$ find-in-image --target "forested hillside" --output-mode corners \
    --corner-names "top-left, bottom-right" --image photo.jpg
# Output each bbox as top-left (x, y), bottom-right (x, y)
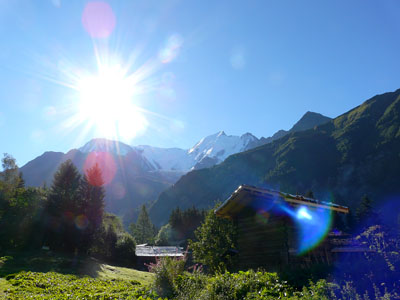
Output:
top-left (150, 89), bottom-right (400, 226)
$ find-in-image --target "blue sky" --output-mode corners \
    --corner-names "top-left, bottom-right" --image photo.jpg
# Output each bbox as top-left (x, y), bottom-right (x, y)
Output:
top-left (1, 0), bottom-right (400, 166)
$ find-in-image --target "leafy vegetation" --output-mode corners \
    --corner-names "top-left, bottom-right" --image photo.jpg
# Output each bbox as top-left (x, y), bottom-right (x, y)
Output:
top-left (155, 206), bottom-right (206, 246)
top-left (147, 256), bottom-right (186, 298)
top-left (189, 207), bottom-right (237, 273)
top-left (3, 271), bottom-right (157, 299)
top-left (0, 252), bottom-right (155, 299)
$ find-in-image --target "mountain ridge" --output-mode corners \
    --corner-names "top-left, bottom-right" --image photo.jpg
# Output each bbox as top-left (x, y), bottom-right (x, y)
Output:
top-left (148, 89), bottom-right (400, 226)
top-left (20, 110), bottom-right (332, 220)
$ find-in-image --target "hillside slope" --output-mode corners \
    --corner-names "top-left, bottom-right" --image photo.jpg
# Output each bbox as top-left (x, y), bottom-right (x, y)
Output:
top-left (149, 89), bottom-right (400, 226)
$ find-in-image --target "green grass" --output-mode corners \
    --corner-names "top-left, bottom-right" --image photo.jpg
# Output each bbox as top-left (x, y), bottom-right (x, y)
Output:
top-left (96, 263), bottom-right (154, 284)
top-left (3, 271), bottom-right (158, 299)
top-left (0, 252), bottom-right (155, 299)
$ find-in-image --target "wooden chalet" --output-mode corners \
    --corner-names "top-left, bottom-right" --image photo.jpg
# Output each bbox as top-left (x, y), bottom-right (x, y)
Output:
top-left (215, 185), bottom-right (350, 271)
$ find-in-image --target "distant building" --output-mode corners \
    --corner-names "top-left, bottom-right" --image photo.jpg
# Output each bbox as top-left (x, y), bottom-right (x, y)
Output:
top-left (215, 185), bottom-right (352, 271)
top-left (135, 244), bottom-right (184, 269)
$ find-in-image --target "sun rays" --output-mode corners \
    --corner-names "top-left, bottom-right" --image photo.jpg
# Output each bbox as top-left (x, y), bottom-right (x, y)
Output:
top-left (75, 63), bottom-right (148, 141)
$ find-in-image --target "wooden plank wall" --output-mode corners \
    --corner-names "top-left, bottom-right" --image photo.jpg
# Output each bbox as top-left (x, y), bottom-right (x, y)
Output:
top-left (235, 209), bottom-right (290, 271)
top-left (235, 208), bottom-right (333, 270)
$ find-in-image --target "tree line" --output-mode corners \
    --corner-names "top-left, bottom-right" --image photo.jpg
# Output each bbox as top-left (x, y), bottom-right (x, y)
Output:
top-left (0, 154), bottom-right (135, 264)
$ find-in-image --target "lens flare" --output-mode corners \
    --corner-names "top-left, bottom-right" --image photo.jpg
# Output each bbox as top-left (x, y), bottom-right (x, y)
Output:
top-left (29, 4), bottom-right (186, 147)
top-left (294, 206), bottom-right (332, 255)
top-left (253, 198), bottom-right (333, 255)
top-left (82, 1), bottom-right (116, 39)
top-left (84, 151), bottom-right (117, 186)
top-left (75, 214), bottom-right (89, 230)
top-left (297, 207), bottom-right (312, 220)
top-left (159, 34), bottom-right (183, 63)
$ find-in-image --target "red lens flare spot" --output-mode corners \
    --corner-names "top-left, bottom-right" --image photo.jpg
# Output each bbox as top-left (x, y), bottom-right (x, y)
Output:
top-left (82, 1), bottom-right (116, 39)
top-left (84, 151), bottom-right (117, 186)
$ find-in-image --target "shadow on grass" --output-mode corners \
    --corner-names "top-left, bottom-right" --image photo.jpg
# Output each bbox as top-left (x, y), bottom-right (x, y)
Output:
top-left (0, 251), bottom-right (102, 278)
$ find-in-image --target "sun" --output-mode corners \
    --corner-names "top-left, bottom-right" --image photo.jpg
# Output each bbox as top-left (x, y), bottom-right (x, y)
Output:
top-left (76, 64), bottom-right (148, 141)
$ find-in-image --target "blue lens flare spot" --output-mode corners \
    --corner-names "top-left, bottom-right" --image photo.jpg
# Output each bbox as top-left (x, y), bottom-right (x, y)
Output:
top-left (297, 207), bottom-right (312, 220)
top-left (295, 205), bottom-right (332, 255)
top-left (253, 199), bottom-right (333, 256)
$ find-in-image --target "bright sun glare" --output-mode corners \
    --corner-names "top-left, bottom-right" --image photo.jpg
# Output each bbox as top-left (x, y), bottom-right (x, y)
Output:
top-left (76, 64), bottom-right (148, 141)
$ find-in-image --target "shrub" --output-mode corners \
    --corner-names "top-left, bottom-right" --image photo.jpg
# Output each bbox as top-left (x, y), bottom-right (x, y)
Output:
top-left (114, 232), bottom-right (136, 265)
top-left (175, 270), bottom-right (293, 300)
top-left (147, 256), bottom-right (186, 298)
top-left (189, 207), bottom-right (237, 274)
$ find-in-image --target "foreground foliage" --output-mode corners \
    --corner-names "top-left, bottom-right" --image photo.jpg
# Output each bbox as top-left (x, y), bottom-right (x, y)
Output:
top-left (3, 271), bottom-right (159, 299)
top-left (171, 269), bottom-right (399, 300)
top-left (189, 207), bottom-right (237, 273)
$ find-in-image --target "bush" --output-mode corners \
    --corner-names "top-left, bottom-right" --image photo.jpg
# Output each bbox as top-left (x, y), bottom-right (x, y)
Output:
top-left (189, 207), bottom-right (237, 273)
top-left (175, 270), bottom-right (293, 300)
top-left (174, 270), bottom-right (399, 300)
top-left (147, 256), bottom-right (186, 298)
top-left (114, 232), bottom-right (136, 265)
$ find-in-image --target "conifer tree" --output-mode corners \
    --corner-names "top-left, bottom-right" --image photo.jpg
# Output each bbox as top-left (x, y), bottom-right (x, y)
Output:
top-left (80, 163), bottom-right (105, 228)
top-left (46, 160), bottom-right (81, 252)
top-left (79, 163), bottom-right (105, 251)
top-left (129, 205), bottom-right (156, 244)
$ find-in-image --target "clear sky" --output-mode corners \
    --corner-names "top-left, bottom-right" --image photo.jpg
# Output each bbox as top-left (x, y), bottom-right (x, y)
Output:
top-left (1, 0), bottom-right (400, 166)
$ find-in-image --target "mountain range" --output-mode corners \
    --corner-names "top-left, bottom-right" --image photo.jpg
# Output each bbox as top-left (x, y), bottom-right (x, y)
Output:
top-left (20, 111), bottom-right (331, 218)
top-left (148, 89), bottom-right (400, 226)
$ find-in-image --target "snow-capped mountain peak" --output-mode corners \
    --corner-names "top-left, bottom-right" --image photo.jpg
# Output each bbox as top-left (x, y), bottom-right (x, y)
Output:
top-left (187, 131), bottom-right (259, 169)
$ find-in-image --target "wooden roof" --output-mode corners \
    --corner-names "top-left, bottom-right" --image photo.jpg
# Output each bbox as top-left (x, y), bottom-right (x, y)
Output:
top-left (135, 246), bottom-right (184, 257)
top-left (215, 185), bottom-right (349, 219)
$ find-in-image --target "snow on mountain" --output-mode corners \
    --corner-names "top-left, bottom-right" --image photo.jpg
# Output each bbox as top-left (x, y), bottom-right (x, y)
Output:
top-left (77, 111), bottom-right (330, 173)
top-left (188, 131), bottom-right (258, 169)
top-left (133, 131), bottom-right (259, 172)
top-left (79, 138), bottom-right (134, 155)
top-left (135, 145), bottom-right (195, 171)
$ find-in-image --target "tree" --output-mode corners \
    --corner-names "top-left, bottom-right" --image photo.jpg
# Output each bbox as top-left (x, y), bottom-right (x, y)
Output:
top-left (168, 206), bottom-right (206, 244)
top-left (189, 206), bottom-right (237, 273)
top-left (155, 223), bottom-right (173, 246)
top-left (45, 160), bottom-right (81, 252)
top-left (17, 172), bottom-right (25, 188)
top-left (79, 163), bottom-right (106, 252)
top-left (80, 163), bottom-right (105, 228)
top-left (129, 205), bottom-right (156, 244)
top-left (356, 195), bottom-right (379, 226)
top-left (1, 153), bottom-right (19, 191)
